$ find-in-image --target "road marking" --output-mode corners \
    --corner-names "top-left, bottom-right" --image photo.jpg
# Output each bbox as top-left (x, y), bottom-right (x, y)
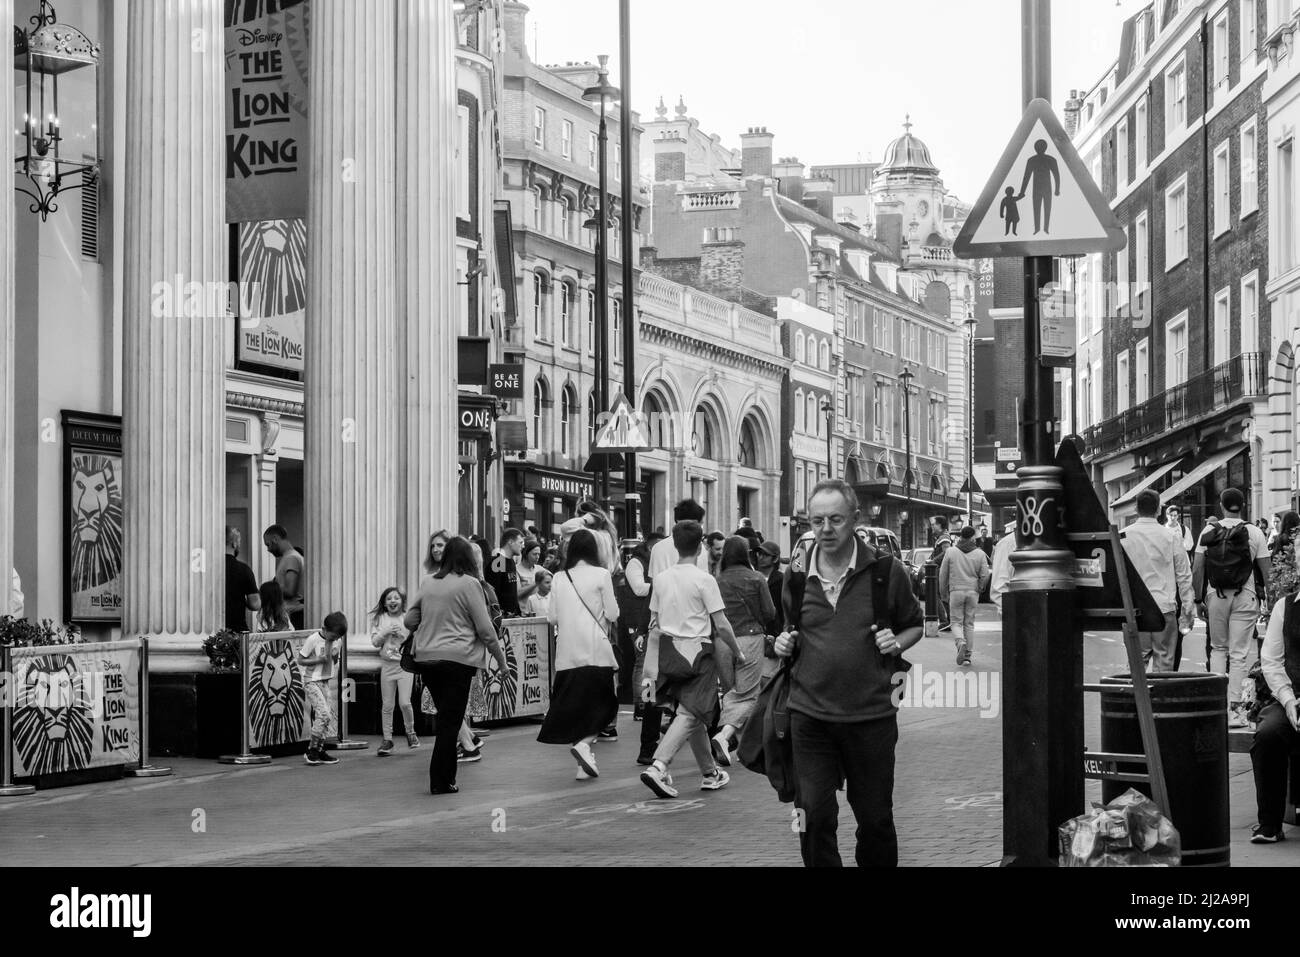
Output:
top-left (0, 764), bottom-right (289, 810)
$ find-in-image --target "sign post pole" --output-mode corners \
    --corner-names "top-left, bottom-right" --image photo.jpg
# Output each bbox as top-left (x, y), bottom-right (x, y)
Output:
top-left (0, 645), bottom-right (35, 797)
top-left (333, 633), bottom-right (367, 751)
top-left (125, 638), bottom-right (171, 778)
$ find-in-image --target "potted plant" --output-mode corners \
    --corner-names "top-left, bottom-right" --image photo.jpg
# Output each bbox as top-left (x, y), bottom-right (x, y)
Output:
top-left (201, 629), bottom-right (244, 672)
top-left (0, 617), bottom-right (83, 649)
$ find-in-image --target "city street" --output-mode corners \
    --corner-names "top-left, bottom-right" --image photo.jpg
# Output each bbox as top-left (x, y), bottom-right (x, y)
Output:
top-left (1, 606), bottom-right (1287, 868)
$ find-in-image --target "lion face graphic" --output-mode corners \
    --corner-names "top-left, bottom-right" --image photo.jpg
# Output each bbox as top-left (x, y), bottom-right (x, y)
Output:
top-left (12, 656), bottom-right (95, 776)
top-left (70, 454), bottom-right (124, 594)
top-left (248, 640), bottom-right (306, 746)
top-left (481, 632), bottom-right (519, 721)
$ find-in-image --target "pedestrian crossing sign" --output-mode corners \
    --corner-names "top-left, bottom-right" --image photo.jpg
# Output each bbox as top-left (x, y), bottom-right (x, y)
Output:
top-left (954, 98), bottom-right (1126, 259)
top-left (592, 394), bottom-right (652, 453)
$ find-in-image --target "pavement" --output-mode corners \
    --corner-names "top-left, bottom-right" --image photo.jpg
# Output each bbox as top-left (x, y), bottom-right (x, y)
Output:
top-left (0, 605), bottom-right (1294, 866)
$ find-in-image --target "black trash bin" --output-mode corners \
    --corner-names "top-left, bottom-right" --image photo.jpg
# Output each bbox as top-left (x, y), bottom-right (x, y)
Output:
top-left (1100, 672), bottom-right (1229, 867)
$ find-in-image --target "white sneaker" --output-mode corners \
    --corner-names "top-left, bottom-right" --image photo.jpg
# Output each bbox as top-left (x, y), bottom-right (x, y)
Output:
top-left (575, 768), bottom-right (592, 780)
top-left (701, 768), bottom-right (730, 791)
top-left (640, 763), bottom-right (678, 799)
top-left (569, 742), bottom-right (599, 778)
top-left (710, 731), bottom-right (733, 767)
top-left (1228, 705), bottom-right (1249, 729)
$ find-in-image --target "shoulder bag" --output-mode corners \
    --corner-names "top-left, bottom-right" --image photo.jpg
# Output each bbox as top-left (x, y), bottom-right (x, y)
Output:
top-left (564, 569), bottom-right (616, 645)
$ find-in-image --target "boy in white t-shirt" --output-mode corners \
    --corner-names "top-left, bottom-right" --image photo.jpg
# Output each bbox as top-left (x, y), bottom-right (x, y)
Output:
top-left (300, 611), bottom-right (347, 766)
top-left (640, 521), bottom-right (742, 799)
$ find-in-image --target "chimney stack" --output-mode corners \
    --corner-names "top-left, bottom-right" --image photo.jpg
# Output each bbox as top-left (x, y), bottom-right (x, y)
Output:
top-left (773, 156), bottom-right (806, 201)
top-left (654, 131), bottom-right (688, 183)
top-left (802, 177), bottom-right (835, 220)
top-left (1063, 89), bottom-right (1084, 137)
top-left (501, 1), bottom-right (531, 62)
top-left (740, 126), bottom-right (775, 180)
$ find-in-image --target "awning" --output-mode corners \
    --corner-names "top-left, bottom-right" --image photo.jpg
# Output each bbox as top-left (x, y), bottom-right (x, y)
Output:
top-left (1111, 457), bottom-right (1185, 508)
top-left (1159, 444), bottom-right (1248, 505)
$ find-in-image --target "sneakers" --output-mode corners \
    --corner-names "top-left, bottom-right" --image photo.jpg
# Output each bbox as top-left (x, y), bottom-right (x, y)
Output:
top-left (304, 749), bottom-right (322, 766)
top-left (377, 739), bottom-right (394, 757)
top-left (711, 732), bottom-right (733, 768)
top-left (1228, 704), bottom-right (1249, 729)
top-left (457, 745), bottom-right (483, 763)
top-left (640, 763), bottom-right (678, 799)
top-left (315, 749), bottom-right (339, 765)
top-left (575, 768), bottom-right (593, 780)
top-left (570, 742), bottom-right (599, 778)
top-left (429, 783), bottom-right (459, 795)
top-left (955, 641), bottom-right (970, 666)
top-left (701, 768), bottom-right (730, 791)
top-left (407, 733), bottom-right (421, 750)
top-left (597, 727), bottom-right (618, 742)
top-left (1251, 823), bottom-right (1286, 844)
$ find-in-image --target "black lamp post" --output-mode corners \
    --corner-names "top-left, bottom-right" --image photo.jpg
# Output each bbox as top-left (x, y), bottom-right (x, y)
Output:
top-left (901, 368), bottom-right (916, 549)
top-left (820, 399), bottom-right (834, 480)
top-left (583, 57), bottom-right (619, 511)
top-left (965, 311), bottom-right (978, 527)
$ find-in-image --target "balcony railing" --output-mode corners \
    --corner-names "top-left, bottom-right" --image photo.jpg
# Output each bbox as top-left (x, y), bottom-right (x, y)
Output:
top-left (682, 190), bottom-right (741, 211)
top-left (1081, 352), bottom-right (1266, 459)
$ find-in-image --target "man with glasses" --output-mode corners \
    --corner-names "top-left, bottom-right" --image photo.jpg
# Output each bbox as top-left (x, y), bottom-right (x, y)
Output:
top-left (773, 480), bottom-right (924, 867)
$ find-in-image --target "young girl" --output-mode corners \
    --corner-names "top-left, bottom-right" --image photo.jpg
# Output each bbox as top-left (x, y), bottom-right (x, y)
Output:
top-left (370, 586), bottom-right (419, 756)
top-left (256, 580), bottom-right (293, 633)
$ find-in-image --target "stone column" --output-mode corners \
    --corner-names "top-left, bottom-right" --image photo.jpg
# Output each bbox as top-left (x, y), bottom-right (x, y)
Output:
top-left (122, 0), bottom-right (226, 645)
top-left (0, 0), bottom-right (13, 616)
top-left (304, 1), bottom-right (398, 639)
top-left (395, 0), bottom-right (459, 591)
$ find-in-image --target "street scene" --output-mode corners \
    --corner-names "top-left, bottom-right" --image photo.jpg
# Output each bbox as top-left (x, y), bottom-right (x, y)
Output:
top-left (1, 0), bottom-right (1299, 909)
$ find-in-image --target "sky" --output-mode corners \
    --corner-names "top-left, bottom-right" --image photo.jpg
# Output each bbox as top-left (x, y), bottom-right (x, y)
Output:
top-left (523, 0), bottom-right (1139, 203)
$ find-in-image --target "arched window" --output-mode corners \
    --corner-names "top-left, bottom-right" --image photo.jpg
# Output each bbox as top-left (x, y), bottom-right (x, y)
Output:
top-left (533, 270), bottom-right (551, 341)
top-left (795, 332), bottom-right (806, 365)
top-left (795, 388), bottom-right (806, 433)
top-left (809, 394), bottom-right (821, 438)
top-left (587, 391), bottom-right (597, 450)
top-left (560, 385), bottom-right (576, 456)
top-left (532, 378), bottom-right (550, 449)
top-left (612, 298), bottom-right (622, 360)
top-left (559, 281), bottom-right (575, 347)
top-left (530, 187), bottom-right (543, 230)
top-left (738, 417), bottom-right (759, 469)
top-left (644, 392), bottom-right (666, 449)
top-left (693, 407), bottom-right (716, 460)
top-left (559, 197), bottom-right (573, 241)
top-left (820, 339), bottom-right (831, 371)
top-left (586, 289), bottom-right (596, 355)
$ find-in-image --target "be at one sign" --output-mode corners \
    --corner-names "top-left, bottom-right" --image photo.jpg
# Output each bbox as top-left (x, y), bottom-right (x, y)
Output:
top-left (490, 364), bottom-right (524, 399)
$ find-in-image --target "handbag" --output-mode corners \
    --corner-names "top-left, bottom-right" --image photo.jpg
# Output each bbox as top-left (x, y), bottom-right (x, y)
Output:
top-left (564, 569), bottom-right (616, 645)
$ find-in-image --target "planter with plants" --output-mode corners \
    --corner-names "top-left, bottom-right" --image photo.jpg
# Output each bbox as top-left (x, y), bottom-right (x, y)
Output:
top-left (0, 617), bottom-right (83, 650)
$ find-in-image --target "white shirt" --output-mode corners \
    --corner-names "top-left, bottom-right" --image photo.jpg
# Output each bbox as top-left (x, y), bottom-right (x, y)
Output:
top-left (1262, 596), bottom-right (1296, 710)
top-left (990, 535), bottom-right (1016, 611)
top-left (649, 536), bottom-right (709, 578)
top-left (649, 562), bottom-right (723, 639)
top-left (1122, 518), bottom-right (1194, 616)
top-left (523, 592), bottom-right (551, 619)
top-left (548, 562), bottom-right (619, 672)
top-left (1165, 521), bottom-right (1194, 552)
top-left (809, 546), bottom-right (854, 610)
top-left (1195, 517), bottom-right (1268, 597)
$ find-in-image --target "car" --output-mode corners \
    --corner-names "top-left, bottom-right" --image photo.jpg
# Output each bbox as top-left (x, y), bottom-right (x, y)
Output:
top-left (854, 526), bottom-right (903, 560)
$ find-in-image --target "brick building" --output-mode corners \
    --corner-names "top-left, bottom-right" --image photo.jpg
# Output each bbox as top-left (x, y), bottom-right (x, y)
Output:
top-left (1073, 0), bottom-right (1270, 533)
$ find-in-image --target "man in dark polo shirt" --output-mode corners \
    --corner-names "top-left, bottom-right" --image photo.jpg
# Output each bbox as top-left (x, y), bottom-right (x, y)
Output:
top-left (485, 528), bottom-right (524, 618)
top-left (774, 479), bottom-right (924, 867)
top-left (225, 526), bottom-right (260, 633)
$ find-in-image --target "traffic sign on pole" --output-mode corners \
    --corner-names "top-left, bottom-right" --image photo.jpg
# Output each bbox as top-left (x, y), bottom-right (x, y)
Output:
top-left (592, 394), bottom-right (652, 454)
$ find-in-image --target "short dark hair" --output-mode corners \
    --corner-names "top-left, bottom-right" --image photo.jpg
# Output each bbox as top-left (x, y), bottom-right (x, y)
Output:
top-left (1135, 489), bottom-right (1161, 518)
top-left (564, 529), bottom-right (601, 570)
top-left (437, 536), bottom-right (481, 579)
top-left (673, 498), bottom-right (706, 523)
top-left (500, 527), bottom-right (524, 547)
top-left (1220, 488), bottom-right (1245, 513)
top-left (960, 525), bottom-right (976, 540)
top-left (933, 515), bottom-right (949, 532)
top-left (706, 531), bottom-right (726, 546)
top-left (322, 611), bottom-right (348, 636)
top-left (264, 524), bottom-right (288, 540)
top-left (672, 520), bottom-right (705, 557)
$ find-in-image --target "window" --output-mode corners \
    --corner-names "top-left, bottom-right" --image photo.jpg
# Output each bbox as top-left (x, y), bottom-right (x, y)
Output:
top-left (585, 289), bottom-right (596, 355)
top-left (1116, 351), bottom-right (1131, 414)
top-left (1241, 117), bottom-right (1259, 217)
top-left (1078, 365), bottom-right (1091, 429)
top-left (795, 332), bottom-right (805, 364)
top-left (1242, 272), bottom-right (1260, 356)
top-left (1242, 0), bottom-right (1258, 60)
top-left (587, 392), bottom-right (597, 450)
top-left (614, 143), bottom-right (622, 181)
top-left (1165, 175), bottom-right (1188, 269)
top-left (560, 387), bottom-right (575, 456)
top-left (1135, 210), bottom-right (1150, 294)
top-left (561, 120), bottom-right (573, 160)
top-left (1213, 141), bottom-right (1231, 236)
top-left (795, 464), bottom-right (806, 509)
top-left (1271, 0), bottom-right (1293, 34)
top-left (533, 107), bottom-right (546, 148)
top-left (587, 132), bottom-right (597, 171)
top-left (809, 394), bottom-right (821, 438)
top-left (1166, 312), bottom-right (1189, 388)
top-left (1116, 241), bottom-right (1129, 309)
top-left (1166, 58), bottom-right (1187, 137)
top-left (532, 270), bottom-right (551, 340)
top-left (559, 281), bottom-right (575, 347)
top-left (1213, 12), bottom-right (1230, 96)
top-left (530, 187), bottom-right (542, 231)
top-left (1213, 287), bottom-right (1231, 364)
top-left (1116, 117), bottom-right (1130, 190)
top-left (1281, 139), bottom-right (1296, 270)
top-left (456, 105), bottom-right (471, 219)
top-left (819, 339), bottom-right (831, 371)
top-left (1089, 253), bottom-right (1103, 333)
top-left (1091, 360), bottom-right (1103, 425)
top-left (1077, 255), bottom-right (1092, 335)
top-left (559, 197), bottom-right (572, 241)
top-left (874, 383), bottom-right (893, 442)
top-left (1136, 94), bottom-right (1149, 171)
top-left (612, 298), bottom-right (622, 360)
top-left (1135, 338), bottom-right (1150, 403)
top-left (795, 389), bottom-right (806, 433)
top-left (532, 379), bottom-right (548, 448)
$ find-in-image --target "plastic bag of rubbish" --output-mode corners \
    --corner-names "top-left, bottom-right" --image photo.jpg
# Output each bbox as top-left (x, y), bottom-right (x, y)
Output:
top-left (1059, 788), bottom-right (1180, 867)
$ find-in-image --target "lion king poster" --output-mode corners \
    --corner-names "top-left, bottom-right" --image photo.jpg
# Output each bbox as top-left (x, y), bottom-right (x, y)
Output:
top-left (7, 641), bottom-right (142, 778)
top-left (62, 412), bottom-right (124, 625)
top-left (245, 633), bottom-right (312, 749)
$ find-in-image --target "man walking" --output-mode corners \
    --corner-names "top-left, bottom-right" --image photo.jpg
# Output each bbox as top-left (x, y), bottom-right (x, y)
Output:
top-left (754, 539), bottom-right (785, 638)
top-left (649, 500), bottom-right (710, 577)
top-left (939, 526), bottom-right (990, 666)
top-left (773, 480), bottom-right (924, 867)
top-left (263, 524), bottom-right (305, 629)
top-left (1194, 488), bottom-right (1271, 728)
top-left (1121, 491), bottom-right (1194, 672)
top-left (225, 526), bottom-right (261, 633)
top-left (1165, 504), bottom-right (1195, 556)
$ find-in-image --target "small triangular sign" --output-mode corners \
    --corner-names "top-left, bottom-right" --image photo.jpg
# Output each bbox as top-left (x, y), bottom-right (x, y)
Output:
top-left (592, 394), bottom-right (652, 453)
top-left (954, 98), bottom-right (1126, 260)
top-left (959, 473), bottom-right (983, 496)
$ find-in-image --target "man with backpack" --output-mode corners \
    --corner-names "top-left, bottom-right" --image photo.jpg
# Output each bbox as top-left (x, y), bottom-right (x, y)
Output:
top-left (1193, 488), bottom-right (1271, 728)
top-left (773, 479), bottom-right (924, 867)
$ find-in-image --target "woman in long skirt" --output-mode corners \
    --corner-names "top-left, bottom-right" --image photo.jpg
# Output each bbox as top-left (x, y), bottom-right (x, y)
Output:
top-left (538, 529), bottom-right (620, 780)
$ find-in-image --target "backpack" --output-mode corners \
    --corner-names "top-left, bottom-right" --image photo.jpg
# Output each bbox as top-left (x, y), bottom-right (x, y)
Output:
top-left (1201, 523), bottom-right (1254, 597)
top-left (929, 537), bottom-right (952, 567)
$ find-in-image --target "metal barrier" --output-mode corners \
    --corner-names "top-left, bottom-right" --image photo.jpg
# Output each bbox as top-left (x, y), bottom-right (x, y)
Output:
top-left (333, 633), bottom-right (366, 751)
top-left (125, 639), bottom-right (171, 778)
top-left (218, 634), bottom-right (272, 766)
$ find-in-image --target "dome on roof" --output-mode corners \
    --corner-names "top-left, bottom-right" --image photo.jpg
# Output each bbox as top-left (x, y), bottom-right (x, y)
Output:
top-left (878, 116), bottom-right (939, 175)
top-left (925, 231), bottom-right (948, 247)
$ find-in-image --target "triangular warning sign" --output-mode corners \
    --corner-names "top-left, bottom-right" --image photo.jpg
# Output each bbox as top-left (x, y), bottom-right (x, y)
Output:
top-left (958, 473), bottom-right (983, 496)
top-left (954, 99), bottom-right (1126, 260)
top-left (592, 394), bottom-right (652, 454)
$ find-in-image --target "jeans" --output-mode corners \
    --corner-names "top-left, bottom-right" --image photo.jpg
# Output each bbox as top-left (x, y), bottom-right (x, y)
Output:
top-left (1250, 702), bottom-right (1300, 831)
top-left (948, 591), bottom-right (979, 651)
top-left (305, 680), bottom-right (335, 744)
top-left (791, 711), bottom-right (899, 867)
top-left (719, 633), bottom-right (769, 731)
top-left (653, 708), bottom-right (716, 775)
top-left (379, 660), bottom-right (415, 739)
top-left (1138, 611), bottom-right (1178, 673)
top-left (417, 660), bottom-right (476, 790)
top-left (1206, 589), bottom-right (1259, 703)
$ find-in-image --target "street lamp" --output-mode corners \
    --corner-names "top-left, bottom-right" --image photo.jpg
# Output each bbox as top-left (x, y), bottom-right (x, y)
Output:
top-left (583, 56), bottom-right (620, 511)
top-left (964, 310), bottom-right (978, 529)
top-left (820, 399), bottom-right (834, 479)
top-left (900, 368), bottom-right (916, 549)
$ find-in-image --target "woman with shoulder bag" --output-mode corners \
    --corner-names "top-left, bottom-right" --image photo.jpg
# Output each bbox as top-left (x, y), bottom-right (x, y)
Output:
top-left (711, 536), bottom-right (777, 766)
top-left (537, 529), bottom-right (621, 780)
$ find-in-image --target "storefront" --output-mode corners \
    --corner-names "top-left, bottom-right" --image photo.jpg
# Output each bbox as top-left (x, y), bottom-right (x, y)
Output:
top-left (508, 465), bottom-right (595, 539)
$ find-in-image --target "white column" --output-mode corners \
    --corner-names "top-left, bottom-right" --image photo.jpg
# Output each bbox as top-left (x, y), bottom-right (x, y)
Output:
top-left (122, 0), bottom-right (226, 644)
top-left (0, 0), bottom-right (12, 613)
top-left (304, 1), bottom-right (398, 638)
top-left (396, 0), bottom-right (459, 591)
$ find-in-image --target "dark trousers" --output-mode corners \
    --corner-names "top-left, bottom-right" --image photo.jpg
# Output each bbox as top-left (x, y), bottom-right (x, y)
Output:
top-left (640, 702), bottom-right (662, 757)
top-left (418, 660), bottom-right (476, 791)
top-left (791, 711), bottom-right (899, 867)
top-left (1251, 702), bottom-right (1300, 830)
